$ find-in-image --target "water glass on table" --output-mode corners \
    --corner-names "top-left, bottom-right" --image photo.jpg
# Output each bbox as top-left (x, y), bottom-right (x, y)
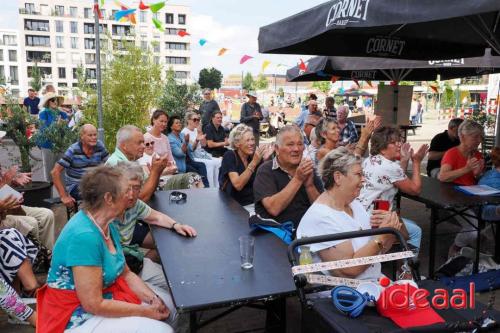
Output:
top-left (239, 235), bottom-right (255, 269)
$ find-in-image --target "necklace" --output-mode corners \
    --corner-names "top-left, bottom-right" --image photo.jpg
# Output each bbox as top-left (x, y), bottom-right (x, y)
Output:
top-left (87, 211), bottom-right (111, 241)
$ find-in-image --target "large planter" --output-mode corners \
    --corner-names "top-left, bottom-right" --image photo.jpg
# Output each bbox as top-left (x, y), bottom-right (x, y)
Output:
top-left (15, 181), bottom-right (52, 208)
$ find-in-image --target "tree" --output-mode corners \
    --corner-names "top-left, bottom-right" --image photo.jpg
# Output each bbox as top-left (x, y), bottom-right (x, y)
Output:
top-left (198, 67), bottom-right (223, 89)
top-left (242, 72), bottom-right (254, 91)
top-left (82, 40), bottom-right (162, 151)
top-left (441, 82), bottom-right (455, 108)
top-left (158, 68), bottom-right (202, 118)
top-left (312, 81), bottom-right (331, 94)
top-left (254, 74), bottom-right (269, 90)
top-left (30, 62), bottom-right (42, 92)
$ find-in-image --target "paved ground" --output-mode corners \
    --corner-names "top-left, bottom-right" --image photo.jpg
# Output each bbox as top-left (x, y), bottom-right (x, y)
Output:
top-left (2, 111), bottom-right (499, 332)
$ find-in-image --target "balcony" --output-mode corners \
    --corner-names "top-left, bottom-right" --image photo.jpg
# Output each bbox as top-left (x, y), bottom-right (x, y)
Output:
top-left (19, 8), bottom-right (41, 15)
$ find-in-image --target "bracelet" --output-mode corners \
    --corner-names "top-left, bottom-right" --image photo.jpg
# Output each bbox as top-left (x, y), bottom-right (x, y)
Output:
top-left (170, 222), bottom-right (178, 231)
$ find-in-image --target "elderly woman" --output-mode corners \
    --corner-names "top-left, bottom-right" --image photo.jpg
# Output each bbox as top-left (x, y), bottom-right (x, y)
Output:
top-left (167, 116), bottom-right (209, 187)
top-left (204, 110), bottom-right (230, 158)
top-left (316, 118), bottom-right (340, 162)
top-left (298, 147), bottom-right (402, 280)
top-left (181, 111), bottom-right (222, 187)
top-left (38, 165), bottom-right (172, 333)
top-left (219, 125), bottom-right (273, 211)
top-left (358, 126), bottom-right (426, 268)
top-left (439, 120), bottom-right (485, 255)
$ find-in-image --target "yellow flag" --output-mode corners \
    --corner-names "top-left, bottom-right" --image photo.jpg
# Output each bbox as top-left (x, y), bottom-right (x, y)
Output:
top-left (261, 60), bottom-right (271, 72)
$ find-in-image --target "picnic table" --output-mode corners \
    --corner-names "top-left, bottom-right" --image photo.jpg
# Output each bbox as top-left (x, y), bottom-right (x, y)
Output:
top-left (149, 188), bottom-right (296, 332)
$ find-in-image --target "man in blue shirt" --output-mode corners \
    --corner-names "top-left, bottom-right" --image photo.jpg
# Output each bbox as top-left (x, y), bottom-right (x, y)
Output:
top-left (23, 88), bottom-right (40, 115)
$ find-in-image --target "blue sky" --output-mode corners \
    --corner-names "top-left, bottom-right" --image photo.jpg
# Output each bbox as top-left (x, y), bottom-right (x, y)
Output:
top-left (2, 0), bottom-right (326, 78)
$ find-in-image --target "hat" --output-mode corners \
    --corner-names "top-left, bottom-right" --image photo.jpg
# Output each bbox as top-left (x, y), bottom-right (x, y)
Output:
top-left (40, 92), bottom-right (64, 108)
top-left (376, 283), bottom-right (445, 328)
top-left (246, 91), bottom-right (257, 98)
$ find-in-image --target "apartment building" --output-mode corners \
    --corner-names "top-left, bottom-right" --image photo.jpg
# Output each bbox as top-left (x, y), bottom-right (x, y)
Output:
top-left (18, 0), bottom-right (191, 96)
top-left (0, 29), bottom-right (24, 96)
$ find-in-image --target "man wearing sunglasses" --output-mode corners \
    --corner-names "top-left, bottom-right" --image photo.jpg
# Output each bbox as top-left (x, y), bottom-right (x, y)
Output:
top-left (199, 88), bottom-right (221, 131)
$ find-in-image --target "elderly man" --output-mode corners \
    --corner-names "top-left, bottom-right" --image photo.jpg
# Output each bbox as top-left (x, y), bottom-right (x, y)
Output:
top-left (427, 118), bottom-right (463, 177)
top-left (294, 93), bottom-right (318, 129)
top-left (200, 88), bottom-right (221, 131)
top-left (240, 91), bottom-right (263, 146)
top-left (303, 100), bottom-right (323, 140)
top-left (51, 124), bottom-right (109, 208)
top-left (337, 105), bottom-right (359, 145)
top-left (253, 125), bottom-right (323, 228)
top-left (106, 125), bottom-right (169, 201)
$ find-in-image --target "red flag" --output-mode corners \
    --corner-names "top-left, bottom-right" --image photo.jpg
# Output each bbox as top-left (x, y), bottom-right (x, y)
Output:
top-left (353, 79), bottom-right (360, 88)
top-left (94, 4), bottom-right (103, 19)
top-left (178, 30), bottom-right (190, 37)
top-left (390, 81), bottom-right (398, 86)
top-left (366, 80), bottom-right (373, 88)
top-left (330, 76), bottom-right (340, 83)
top-left (139, 1), bottom-right (150, 10)
top-left (299, 59), bottom-right (307, 71)
top-left (430, 84), bottom-right (439, 93)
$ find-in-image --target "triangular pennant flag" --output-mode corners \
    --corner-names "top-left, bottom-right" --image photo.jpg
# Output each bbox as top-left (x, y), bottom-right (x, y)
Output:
top-left (152, 17), bottom-right (164, 32)
top-left (139, 0), bottom-right (150, 10)
top-left (199, 39), bottom-right (207, 46)
top-left (150, 1), bottom-right (165, 13)
top-left (331, 76), bottom-right (340, 83)
top-left (240, 55), bottom-right (253, 64)
top-left (366, 80), bottom-right (373, 88)
top-left (94, 4), bottom-right (103, 19)
top-left (101, 0), bottom-right (105, 6)
top-left (115, 9), bottom-right (136, 21)
top-left (218, 48), bottom-right (228, 56)
top-left (178, 30), bottom-right (190, 37)
top-left (261, 60), bottom-right (271, 72)
top-left (299, 59), bottom-right (307, 71)
top-left (353, 79), bottom-right (360, 88)
top-left (430, 84), bottom-right (439, 93)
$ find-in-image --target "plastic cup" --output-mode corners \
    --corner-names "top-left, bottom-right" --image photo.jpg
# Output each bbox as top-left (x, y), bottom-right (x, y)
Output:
top-left (239, 236), bottom-right (255, 269)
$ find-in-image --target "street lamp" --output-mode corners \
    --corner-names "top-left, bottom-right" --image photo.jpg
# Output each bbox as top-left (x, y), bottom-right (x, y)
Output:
top-left (454, 78), bottom-right (461, 118)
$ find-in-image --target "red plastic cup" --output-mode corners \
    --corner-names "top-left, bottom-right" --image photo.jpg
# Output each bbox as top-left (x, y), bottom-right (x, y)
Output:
top-left (372, 199), bottom-right (390, 229)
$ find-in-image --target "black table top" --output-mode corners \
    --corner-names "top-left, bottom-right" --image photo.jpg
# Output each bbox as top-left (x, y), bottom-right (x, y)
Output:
top-left (402, 175), bottom-right (500, 209)
top-left (149, 189), bottom-right (296, 312)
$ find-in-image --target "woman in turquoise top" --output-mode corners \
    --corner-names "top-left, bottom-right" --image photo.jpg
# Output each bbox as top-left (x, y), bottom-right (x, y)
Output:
top-left (44, 165), bottom-right (172, 333)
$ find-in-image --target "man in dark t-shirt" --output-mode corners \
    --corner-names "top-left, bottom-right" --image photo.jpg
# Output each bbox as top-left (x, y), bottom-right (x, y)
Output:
top-left (427, 118), bottom-right (463, 177)
top-left (23, 88), bottom-right (40, 115)
top-left (205, 111), bottom-right (229, 158)
top-left (200, 88), bottom-right (221, 131)
top-left (253, 125), bottom-right (323, 229)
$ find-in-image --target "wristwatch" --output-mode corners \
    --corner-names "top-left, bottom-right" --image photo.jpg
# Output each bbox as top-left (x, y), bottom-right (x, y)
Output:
top-left (373, 238), bottom-right (384, 252)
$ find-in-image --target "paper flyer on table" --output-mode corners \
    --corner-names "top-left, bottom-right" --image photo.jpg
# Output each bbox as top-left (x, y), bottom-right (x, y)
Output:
top-left (0, 184), bottom-right (23, 200)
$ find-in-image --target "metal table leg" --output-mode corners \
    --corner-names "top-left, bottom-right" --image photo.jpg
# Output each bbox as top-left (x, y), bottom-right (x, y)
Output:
top-left (429, 207), bottom-right (438, 277)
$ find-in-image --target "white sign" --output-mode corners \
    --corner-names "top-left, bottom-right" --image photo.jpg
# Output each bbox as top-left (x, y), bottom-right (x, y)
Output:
top-left (326, 0), bottom-right (371, 27)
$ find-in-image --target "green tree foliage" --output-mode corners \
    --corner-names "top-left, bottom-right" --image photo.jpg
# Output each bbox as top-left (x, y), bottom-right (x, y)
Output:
top-left (82, 41), bottom-right (162, 151)
top-left (312, 81), bottom-right (331, 94)
top-left (278, 87), bottom-right (285, 98)
top-left (242, 72), bottom-right (254, 91)
top-left (30, 63), bottom-right (42, 92)
top-left (158, 68), bottom-right (202, 118)
top-left (198, 67), bottom-right (223, 89)
top-left (254, 74), bottom-right (269, 90)
top-left (441, 83), bottom-right (455, 109)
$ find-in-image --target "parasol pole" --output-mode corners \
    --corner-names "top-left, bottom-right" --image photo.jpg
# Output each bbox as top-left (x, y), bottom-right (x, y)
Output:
top-left (94, 0), bottom-right (104, 142)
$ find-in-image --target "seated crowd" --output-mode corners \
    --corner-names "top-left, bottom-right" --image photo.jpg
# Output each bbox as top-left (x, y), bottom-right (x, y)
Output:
top-left (1, 87), bottom-right (494, 329)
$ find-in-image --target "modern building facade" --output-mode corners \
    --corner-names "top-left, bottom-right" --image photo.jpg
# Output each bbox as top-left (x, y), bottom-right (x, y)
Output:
top-left (17, 0), bottom-right (191, 96)
top-left (0, 29), bottom-right (23, 96)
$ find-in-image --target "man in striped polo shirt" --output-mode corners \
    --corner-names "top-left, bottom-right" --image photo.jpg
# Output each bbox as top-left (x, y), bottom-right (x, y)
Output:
top-left (51, 124), bottom-right (109, 208)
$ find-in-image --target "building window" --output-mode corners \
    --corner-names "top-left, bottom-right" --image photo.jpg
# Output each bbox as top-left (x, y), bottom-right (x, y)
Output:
top-left (70, 21), bottom-right (78, 33)
top-left (8, 50), bottom-right (17, 62)
top-left (58, 82), bottom-right (68, 88)
top-left (26, 51), bottom-right (51, 63)
top-left (55, 20), bottom-right (63, 32)
top-left (9, 66), bottom-right (18, 85)
top-left (3, 35), bottom-right (17, 46)
top-left (85, 53), bottom-right (96, 64)
top-left (28, 66), bottom-right (51, 78)
top-left (175, 71), bottom-right (188, 79)
top-left (178, 14), bottom-right (186, 25)
top-left (112, 25), bottom-right (130, 36)
top-left (70, 6), bottom-right (77, 17)
top-left (139, 11), bottom-right (147, 23)
top-left (24, 19), bottom-right (50, 32)
top-left (165, 42), bottom-right (188, 50)
top-left (165, 57), bottom-right (188, 65)
top-left (71, 37), bottom-right (78, 49)
top-left (84, 23), bottom-right (105, 34)
top-left (56, 36), bottom-right (64, 48)
top-left (0, 66), bottom-right (4, 82)
top-left (58, 67), bottom-right (66, 78)
top-left (86, 68), bottom-right (97, 79)
top-left (84, 38), bottom-right (95, 49)
top-left (54, 5), bottom-right (64, 16)
top-left (140, 41), bottom-right (147, 49)
top-left (153, 44), bottom-right (160, 53)
top-left (165, 28), bottom-right (185, 35)
top-left (0, 52), bottom-right (3, 61)
top-left (84, 7), bottom-right (92, 18)
top-left (154, 56), bottom-right (160, 64)
top-left (25, 35), bottom-right (50, 47)
top-left (25, 3), bottom-right (35, 14)
top-left (72, 68), bottom-right (78, 79)
top-left (165, 13), bottom-right (174, 24)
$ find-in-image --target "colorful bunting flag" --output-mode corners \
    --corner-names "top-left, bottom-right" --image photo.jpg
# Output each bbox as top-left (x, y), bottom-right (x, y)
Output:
top-left (199, 39), bottom-right (207, 46)
top-left (152, 17), bottom-right (164, 32)
top-left (261, 60), bottom-right (271, 72)
top-left (114, 9), bottom-right (136, 21)
top-left (178, 30), bottom-right (190, 37)
top-left (94, 4), bottom-right (103, 19)
top-left (366, 80), bottom-right (373, 88)
top-left (218, 48), bottom-right (228, 56)
top-left (353, 79), bottom-right (360, 88)
top-left (430, 84), bottom-right (439, 93)
top-left (150, 1), bottom-right (165, 13)
top-left (239, 55), bottom-right (253, 64)
top-left (101, 0), bottom-right (105, 6)
top-left (331, 76), bottom-right (340, 83)
top-left (299, 59), bottom-right (307, 71)
top-left (139, 0), bottom-right (150, 10)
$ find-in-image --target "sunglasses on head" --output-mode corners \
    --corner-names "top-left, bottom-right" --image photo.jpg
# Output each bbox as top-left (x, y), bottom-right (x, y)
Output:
top-left (145, 142), bottom-right (155, 147)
